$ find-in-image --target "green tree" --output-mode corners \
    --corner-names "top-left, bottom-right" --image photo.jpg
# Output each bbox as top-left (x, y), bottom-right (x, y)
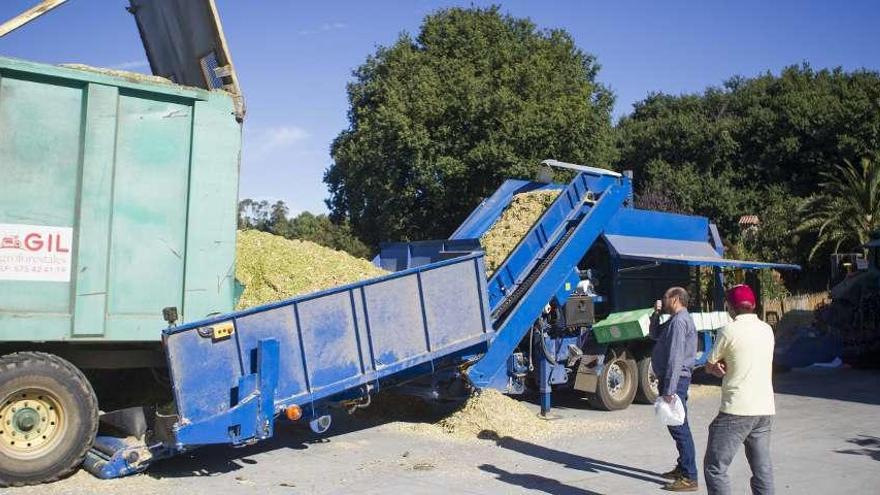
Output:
top-left (637, 159), bottom-right (758, 235)
top-left (289, 212), bottom-right (372, 259)
top-left (798, 157), bottom-right (880, 259)
top-left (617, 65), bottom-right (880, 197)
top-left (745, 186), bottom-right (804, 265)
top-left (326, 6), bottom-right (615, 246)
top-left (616, 65), bottom-right (880, 284)
top-left (269, 200), bottom-right (291, 238)
top-left (238, 199), bottom-right (270, 230)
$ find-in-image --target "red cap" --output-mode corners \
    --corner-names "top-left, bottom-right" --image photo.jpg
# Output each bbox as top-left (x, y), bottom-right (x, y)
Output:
top-left (726, 284), bottom-right (756, 310)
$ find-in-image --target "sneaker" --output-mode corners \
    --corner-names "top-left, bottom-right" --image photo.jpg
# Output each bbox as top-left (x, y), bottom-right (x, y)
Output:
top-left (660, 466), bottom-right (683, 480)
top-left (661, 477), bottom-right (698, 492)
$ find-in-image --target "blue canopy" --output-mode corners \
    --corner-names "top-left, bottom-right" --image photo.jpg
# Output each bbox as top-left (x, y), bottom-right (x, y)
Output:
top-left (604, 234), bottom-right (800, 270)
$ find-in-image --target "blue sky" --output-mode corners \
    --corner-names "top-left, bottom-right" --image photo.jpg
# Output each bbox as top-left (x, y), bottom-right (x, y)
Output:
top-left (2, 0), bottom-right (878, 215)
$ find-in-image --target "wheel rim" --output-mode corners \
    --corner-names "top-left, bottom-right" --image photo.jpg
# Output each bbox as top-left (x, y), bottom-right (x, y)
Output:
top-left (648, 368), bottom-right (659, 396)
top-left (606, 362), bottom-right (626, 399)
top-left (0, 388), bottom-right (65, 460)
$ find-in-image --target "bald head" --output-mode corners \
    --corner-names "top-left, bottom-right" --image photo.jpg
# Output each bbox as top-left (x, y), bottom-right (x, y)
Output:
top-left (663, 286), bottom-right (690, 313)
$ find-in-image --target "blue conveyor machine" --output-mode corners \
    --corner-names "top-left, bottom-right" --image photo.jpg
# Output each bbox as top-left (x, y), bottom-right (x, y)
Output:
top-left (84, 162), bottom-right (795, 478)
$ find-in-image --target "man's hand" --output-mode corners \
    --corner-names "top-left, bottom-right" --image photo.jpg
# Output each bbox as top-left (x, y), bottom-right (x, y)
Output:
top-left (706, 360), bottom-right (727, 378)
top-left (662, 395), bottom-right (676, 404)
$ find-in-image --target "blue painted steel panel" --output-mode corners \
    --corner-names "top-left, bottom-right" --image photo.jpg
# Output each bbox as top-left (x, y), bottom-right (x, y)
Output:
top-left (604, 234), bottom-right (800, 270)
top-left (420, 258), bottom-right (489, 350)
top-left (604, 209), bottom-right (799, 270)
top-left (163, 253), bottom-right (492, 447)
top-left (373, 239), bottom-right (482, 272)
top-left (605, 208), bottom-right (710, 242)
top-left (364, 275), bottom-right (429, 368)
top-left (234, 307), bottom-right (307, 405)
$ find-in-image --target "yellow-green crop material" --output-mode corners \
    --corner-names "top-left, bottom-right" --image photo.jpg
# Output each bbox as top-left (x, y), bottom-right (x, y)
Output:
top-left (480, 190), bottom-right (560, 275)
top-left (235, 230), bottom-right (388, 310)
top-left (434, 389), bottom-right (553, 439)
top-left (388, 388), bottom-right (635, 441)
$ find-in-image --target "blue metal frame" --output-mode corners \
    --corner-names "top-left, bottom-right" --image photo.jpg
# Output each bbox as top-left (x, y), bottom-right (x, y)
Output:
top-left (467, 175), bottom-right (630, 389)
top-left (478, 174), bottom-right (619, 314)
top-left (372, 239), bottom-right (482, 271)
top-left (162, 253), bottom-right (493, 448)
top-left (83, 436), bottom-right (172, 479)
top-left (604, 209), bottom-right (801, 271)
top-left (84, 165), bottom-right (804, 479)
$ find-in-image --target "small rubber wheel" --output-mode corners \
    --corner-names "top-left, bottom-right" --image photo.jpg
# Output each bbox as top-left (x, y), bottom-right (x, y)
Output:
top-left (587, 355), bottom-right (637, 411)
top-left (634, 356), bottom-right (659, 404)
top-left (0, 353), bottom-right (98, 487)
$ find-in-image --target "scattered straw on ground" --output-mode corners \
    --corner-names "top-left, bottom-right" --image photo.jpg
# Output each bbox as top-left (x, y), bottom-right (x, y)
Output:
top-left (11, 470), bottom-right (164, 495)
top-left (235, 230), bottom-right (387, 309)
top-left (388, 389), bottom-right (632, 442)
top-left (434, 389), bottom-right (552, 439)
top-left (480, 190), bottom-right (560, 275)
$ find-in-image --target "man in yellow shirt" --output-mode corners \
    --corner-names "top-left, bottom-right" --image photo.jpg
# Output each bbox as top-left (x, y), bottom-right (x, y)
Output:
top-left (704, 284), bottom-right (775, 495)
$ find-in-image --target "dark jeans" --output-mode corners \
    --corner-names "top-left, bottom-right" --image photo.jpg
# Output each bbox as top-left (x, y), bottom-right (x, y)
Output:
top-left (658, 376), bottom-right (697, 481)
top-left (704, 413), bottom-right (774, 495)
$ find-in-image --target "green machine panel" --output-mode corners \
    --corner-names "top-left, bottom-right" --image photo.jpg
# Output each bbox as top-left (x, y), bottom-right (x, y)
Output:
top-left (0, 57), bottom-right (240, 342)
top-left (592, 309), bottom-right (730, 344)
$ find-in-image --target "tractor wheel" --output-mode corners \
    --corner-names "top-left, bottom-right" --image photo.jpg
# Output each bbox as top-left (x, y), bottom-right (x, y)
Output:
top-left (0, 353), bottom-right (98, 487)
top-left (634, 356), bottom-right (660, 404)
top-left (587, 355), bottom-right (637, 411)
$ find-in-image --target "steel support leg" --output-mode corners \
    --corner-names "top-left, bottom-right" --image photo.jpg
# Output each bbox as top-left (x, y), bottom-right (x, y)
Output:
top-left (538, 350), bottom-right (552, 416)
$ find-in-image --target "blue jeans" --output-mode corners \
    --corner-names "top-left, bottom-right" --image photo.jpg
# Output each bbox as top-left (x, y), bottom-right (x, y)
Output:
top-left (704, 413), bottom-right (774, 495)
top-left (659, 376), bottom-right (697, 481)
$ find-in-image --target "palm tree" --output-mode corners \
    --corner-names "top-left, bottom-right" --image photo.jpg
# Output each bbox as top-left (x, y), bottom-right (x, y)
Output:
top-left (798, 157), bottom-right (880, 260)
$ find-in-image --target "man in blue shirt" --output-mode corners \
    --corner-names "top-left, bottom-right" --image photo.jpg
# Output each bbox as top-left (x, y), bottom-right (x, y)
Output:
top-left (650, 286), bottom-right (699, 492)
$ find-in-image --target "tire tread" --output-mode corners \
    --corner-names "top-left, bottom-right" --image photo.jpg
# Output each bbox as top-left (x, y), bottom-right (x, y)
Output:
top-left (0, 352), bottom-right (98, 487)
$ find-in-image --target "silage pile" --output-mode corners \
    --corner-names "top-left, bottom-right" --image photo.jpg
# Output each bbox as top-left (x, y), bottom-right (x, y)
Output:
top-left (393, 388), bottom-right (632, 442)
top-left (235, 230), bottom-right (388, 310)
top-left (61, 64), bottom-right (174, 85)
top-left (434, 389), bottom-right (552, 439)
top-left (480, 190), bottom-right (560, 275)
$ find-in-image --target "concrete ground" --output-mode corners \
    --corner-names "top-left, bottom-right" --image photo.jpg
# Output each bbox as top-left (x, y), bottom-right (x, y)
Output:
top-left (4, 367), bottom-right (879, 495)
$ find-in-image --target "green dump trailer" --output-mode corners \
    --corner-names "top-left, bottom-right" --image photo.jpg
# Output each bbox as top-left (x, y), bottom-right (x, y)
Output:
top-left (0, 55), bottom-right (241, 485)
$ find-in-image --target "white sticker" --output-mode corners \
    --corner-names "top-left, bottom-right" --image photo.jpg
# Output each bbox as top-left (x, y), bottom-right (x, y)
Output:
top-left (610, 326), bottom-right (621, 339)
top-left (0, 223), bottom-right (74, 282)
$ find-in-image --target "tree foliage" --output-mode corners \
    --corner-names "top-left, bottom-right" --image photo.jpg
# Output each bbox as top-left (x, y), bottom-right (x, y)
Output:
top-left (326, 6), bottom-right (615, 246)
top-left (797, 157), bottom-right (880, 259)
top-left (618, 65), bottom-right (880, 195)
top-left (617, 65), bottom-right (880, 277)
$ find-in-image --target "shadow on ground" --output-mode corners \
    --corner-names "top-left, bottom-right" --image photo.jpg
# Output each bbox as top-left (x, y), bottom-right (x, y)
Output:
top-left (479, 429), bottom-right (667, 488)
top-left (146, 392), bottom-right (464, 479)
top-left (835, 435), bottom-right (880, 462)
top-left (479, 464), bottom-right (604, 495)
top-left (145, 368), bottom-right (879, 480)
top-left (773, 368), bottom-right (880, 406)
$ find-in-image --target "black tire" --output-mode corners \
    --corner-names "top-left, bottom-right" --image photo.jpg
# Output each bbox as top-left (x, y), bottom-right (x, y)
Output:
top-left (587, 355), bottom-right (637, 411)
top-left (0, 352), bottom-right (99, 487)
top-left (634, 356), bottom-right (660, 404)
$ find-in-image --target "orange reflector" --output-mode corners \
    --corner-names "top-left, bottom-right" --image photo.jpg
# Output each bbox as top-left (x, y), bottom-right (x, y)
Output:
top-left (285, 405), bottom-right (302, 421)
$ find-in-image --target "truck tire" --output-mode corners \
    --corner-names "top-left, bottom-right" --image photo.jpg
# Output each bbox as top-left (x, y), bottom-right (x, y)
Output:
top-left (587, 355), bottom-right (637, 411)
top-left (634, 356), bottom-right (659, 404)
top-left (0, 352), bottom-right (99, 487)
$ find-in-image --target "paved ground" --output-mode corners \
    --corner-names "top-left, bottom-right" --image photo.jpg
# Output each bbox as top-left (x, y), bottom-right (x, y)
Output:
top-left (4, 367), bottom-right (879, 495)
